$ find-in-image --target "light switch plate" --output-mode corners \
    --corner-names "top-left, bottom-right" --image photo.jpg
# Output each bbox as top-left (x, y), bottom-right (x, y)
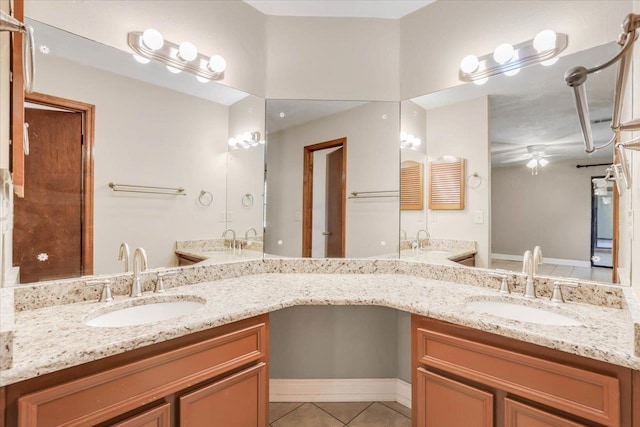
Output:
top-left (473, 210), bottom-right (484, 224)
top-left (226, 211), bottom-right (233, 222)
top-left (430, 211), bottom-right (437, 222)
top-left (218, 211), bottom-right (226, 222)
top-left (294, 211), bottom-right (302, 221)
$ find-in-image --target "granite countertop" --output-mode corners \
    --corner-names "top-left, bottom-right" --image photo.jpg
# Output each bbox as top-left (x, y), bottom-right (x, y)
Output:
top-left (399, 248), bottom-right (477, 266)
top-left (1, 271), bottom-right (637, 387)
top-left (175, 248), bottom-right (263, 264)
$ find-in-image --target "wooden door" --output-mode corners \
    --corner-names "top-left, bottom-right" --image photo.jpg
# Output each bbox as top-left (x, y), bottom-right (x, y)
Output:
top-left (416, 368), bottom-right (493, 427)
top-left (13, 108), bottom-right (83, 282)
top-left (504, 398), bottom-right (585, 427)
top-left (325, 147), bottom-right (344, 258)
top-left (111, 403), bottom-right (171, 427)
top-left (179, 363), bottom-right (267, 427)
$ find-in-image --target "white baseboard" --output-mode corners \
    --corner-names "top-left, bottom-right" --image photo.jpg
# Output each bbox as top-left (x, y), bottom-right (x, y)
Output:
top-left (270, 378), bottom-right (411, 409)
top-left (492, 253), bottom-right (590, 268)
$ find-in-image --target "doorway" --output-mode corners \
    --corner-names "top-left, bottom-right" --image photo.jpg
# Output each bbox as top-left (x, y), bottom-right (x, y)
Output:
top-left (12, 93), bottom-right (94, 282)
top-left (302, 138), bottom-right (346, 258)
top-left (590, 175), bottom-right (613, 269)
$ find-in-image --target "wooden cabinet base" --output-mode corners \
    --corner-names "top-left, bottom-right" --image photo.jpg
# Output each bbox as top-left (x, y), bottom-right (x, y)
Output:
top-left (412, 316), bottom-right (636, 427)
top-left (2, 315), bottom-right (269, 427)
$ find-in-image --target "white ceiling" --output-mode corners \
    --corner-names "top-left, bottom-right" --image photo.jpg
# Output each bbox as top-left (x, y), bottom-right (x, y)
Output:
top-left (267, 99), bottom-right (367, 133)
top-left (411, 42), bottom-right (619, 166)
top-left (244, 0), bottom-right (435, 19)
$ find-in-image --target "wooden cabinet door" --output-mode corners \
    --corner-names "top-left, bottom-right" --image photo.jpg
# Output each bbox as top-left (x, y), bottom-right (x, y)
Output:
top-left (416, 368), bottom-right (493, 427)
top-left (111, 403), bottom-right (171, 427)
top-left (504, 398), bottom-right (585, 427)
top-left (179, 363), bottom-right (267, 427)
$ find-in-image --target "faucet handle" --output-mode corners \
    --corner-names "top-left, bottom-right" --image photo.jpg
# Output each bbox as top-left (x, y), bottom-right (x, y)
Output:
top-left (155, 269), bottom-right (177, 293)
top-left (551, 280), bottom-right (579, 304)
top-left (86, 279), bottom-right (113, 302)
top-left (489, 269), bottom-right (510, 294)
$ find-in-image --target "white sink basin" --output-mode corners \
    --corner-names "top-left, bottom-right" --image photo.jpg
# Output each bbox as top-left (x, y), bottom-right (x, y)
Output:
top-left (86, 298), bottom-right (205, 328)
top-left (466, 300), bottom-right (582, 326)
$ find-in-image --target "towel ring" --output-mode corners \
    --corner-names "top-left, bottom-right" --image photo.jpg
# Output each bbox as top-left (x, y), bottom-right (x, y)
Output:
top-left (198, 190), bottom-right (213, 206)
top-left (467, 173), bottom-right (482, 189)
top-left (241, 193), bottom-right (254, 207)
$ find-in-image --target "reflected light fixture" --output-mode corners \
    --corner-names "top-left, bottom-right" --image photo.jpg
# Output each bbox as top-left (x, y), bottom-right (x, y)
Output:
top-left (526, 157), bottom-right (549, 175)
top-left (128, 29), bottom-right (226, 82)
top-left (459, 30), bottom-right (567, 83)
top-left (228, 131), bottom-right (264, 150)
top-left (400, 132), bottom-right (421, 149)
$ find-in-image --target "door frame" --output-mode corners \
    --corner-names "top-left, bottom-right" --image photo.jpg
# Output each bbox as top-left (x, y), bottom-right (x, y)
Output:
top-left (590, 175), bottom-right (614, 269)
top-left (302, 137), bottom-right (347, 258)
top-left (25, 92), bottom-right (95, 276)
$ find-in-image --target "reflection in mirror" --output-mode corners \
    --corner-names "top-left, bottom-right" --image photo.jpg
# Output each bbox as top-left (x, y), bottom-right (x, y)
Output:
top-left (265, 100), bottom-right (399, 258)
top-left (401, 42), bottom-right (622, 284)
top-left (11, 19), bottom-right (265, 284)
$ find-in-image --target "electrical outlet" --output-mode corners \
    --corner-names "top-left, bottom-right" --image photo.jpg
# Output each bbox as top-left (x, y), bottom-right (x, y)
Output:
top-left (218, 211), bottom-right (226, 222)
top-left (473, 210), bottom-right (484, 224)
top-left (417, 214), bottom-right (424, 222)
top-left (226, 211), bottom-right (233, 222)
top-left (430, 212), bottom-right (437, 222)
top-left (294, 211), bottom-right (302, 221)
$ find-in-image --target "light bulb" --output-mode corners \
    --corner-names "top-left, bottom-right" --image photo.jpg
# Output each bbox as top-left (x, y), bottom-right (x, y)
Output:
top-left (196, 76), bottom-right (209, 83)
top-left (504, 68), bottom-right (520, 76)
top-left (541, 57), bottom-right (559, 66)
top-left (413, 138), bottom-right (421, 147)
top-left (526, 159), bottom-right (538, 168)
top-left (178, 41), bottom-right (198, 62)
top-left (208, 55), bottom-right (227, 73)
top-left (279, 112), bottom-right (285, 118)
top-left (533, 30), bottom-right (557, 52)
top-left (228, 137), bottom-right (237, 147)
top-left (133, 54), bottom-right (150, 64)
top-left (142, 29), bottom-right (164, 51)
top-left (460, 55), bottom-right (479, 73)
top-left (166, 65), bottom-right (181, 74)
top-left (473, 77), bottom-right (489, 86)
top-left (493, 43), bottom-right (514, 64)
top-left (539, 158), bottom-right (549, 167)
top-left (242, 131), bottom-right (252, 141)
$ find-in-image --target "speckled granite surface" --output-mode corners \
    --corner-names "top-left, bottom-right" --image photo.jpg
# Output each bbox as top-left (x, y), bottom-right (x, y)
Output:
top-left (0, 287), bottom-right (14, 370)
top-left (1, 272), bottom-right (637, 387)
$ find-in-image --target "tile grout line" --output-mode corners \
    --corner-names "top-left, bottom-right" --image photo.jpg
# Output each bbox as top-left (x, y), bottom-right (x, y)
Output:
top-left (379, 401), bottom-right (411, 420)
top-left (344, 401), bottom-right (376, 424)
top-left (311, 402), bottom-right (370, 425)
top-left (270, 402), bottom-right (304, 425)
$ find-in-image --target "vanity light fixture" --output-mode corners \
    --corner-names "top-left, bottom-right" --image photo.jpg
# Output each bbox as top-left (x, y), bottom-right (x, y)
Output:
top-left (459, 30), bottom-right (567, 84)
top-left (128, 29), bottom-right (226, 82)
top-left (400, 132), bottom-right (421, 149)
top-left (228, 131), bottom-right (264, 150)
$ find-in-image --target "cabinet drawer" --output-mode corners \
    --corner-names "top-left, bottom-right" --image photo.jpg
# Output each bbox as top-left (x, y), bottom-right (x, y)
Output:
top-left (504, 398), bottom-right (585, 427)
top-left (416, 368), bottom-right (493, 427)
top-left (416, 328), bottom-right (620, 426)
top-left (111, 403), bottom-right (171, 427)
top-left (18, 321), bottom-right (267, 427)
top-left (180, 362), bottom-right (267, 427)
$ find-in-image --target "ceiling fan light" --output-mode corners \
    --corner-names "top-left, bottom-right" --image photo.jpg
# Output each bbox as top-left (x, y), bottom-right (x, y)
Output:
top-left (539, 158), bottom-right (549, 167)
top-left (526, 159), bottom-right (538, 168)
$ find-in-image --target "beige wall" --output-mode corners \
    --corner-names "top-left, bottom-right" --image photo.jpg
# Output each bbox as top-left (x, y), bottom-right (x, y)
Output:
top-left (25, 0), bottom-right (267, 97)
top-left (492, 161), bottom-right (610, 263)
top-left (34, 54), bottom-right (230, 274)
top-left (400, 100), bottom-right (427, 239)
top-left (426, 96), bottom-right (490, 267)
top-left (631, 1), bottom-right (640, 296)
top-left (400, 1), bottom-right (633, 99)
top-left (265, 16), bottom-right (400, 101)
top-left (265, 101), bottom-right (399, 258)
top-left (227, 95), bottom-right (266, 237)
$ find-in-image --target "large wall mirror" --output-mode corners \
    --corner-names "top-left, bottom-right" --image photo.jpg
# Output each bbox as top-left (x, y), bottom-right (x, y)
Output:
top-left (400, 41), bottom-right (627, 284)
top-left (10, 19), bottom-right (265, 285)
top-left (265, 100), bottom-right (400, 258)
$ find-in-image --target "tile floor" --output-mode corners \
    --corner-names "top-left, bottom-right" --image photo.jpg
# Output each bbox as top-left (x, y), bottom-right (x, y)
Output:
top-left (270, 401), bottom-right (411, 426)
top-left (491, 259), bottom-right (613, 282)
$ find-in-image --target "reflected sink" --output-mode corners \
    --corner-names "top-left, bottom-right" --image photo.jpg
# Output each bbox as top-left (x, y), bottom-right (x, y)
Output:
top-left (466, 300), bottom-right (582, 326)
top-left (86, 297), bottom-right (206, 328)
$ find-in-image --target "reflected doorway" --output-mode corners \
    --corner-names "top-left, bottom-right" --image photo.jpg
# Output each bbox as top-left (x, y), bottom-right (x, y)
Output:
top-left (302, 138), bottom-right (346, 258)
top-left (591, 176), bottom-right (613, 269)
top-left (13, 93), bottom-right (95, 282)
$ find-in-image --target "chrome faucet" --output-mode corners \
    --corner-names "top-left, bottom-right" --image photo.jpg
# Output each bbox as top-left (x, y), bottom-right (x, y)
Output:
top-left (533, 245), bottom-right (543, 274)
top-left (222, 228), bottom-right (236, 254)
top-left (522, 250), bottom-right (536, 298)
top-left (245, 227), bottom-right (258, 242)
top-left (416, 229), bottom-right (430, 249)
top-left (118, 242), bottom-right (130, 272)
top-left (131, 247), bottom-right (148, 297)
